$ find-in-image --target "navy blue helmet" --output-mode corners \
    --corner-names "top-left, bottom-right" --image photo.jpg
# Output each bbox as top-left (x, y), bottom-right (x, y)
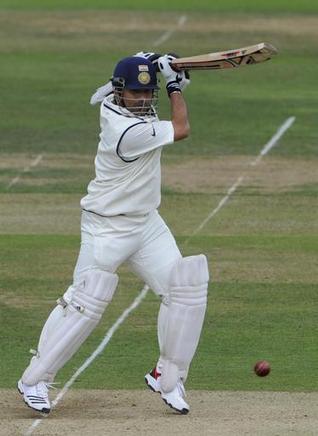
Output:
top-left (112, 56), bottom-right (159, 91)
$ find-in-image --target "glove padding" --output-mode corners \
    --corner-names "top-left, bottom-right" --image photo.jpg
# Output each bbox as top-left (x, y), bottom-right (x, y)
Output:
top-left (158, 54), bottom-right (190, 96)
top-left (90, 81), bottom-right (113, 105)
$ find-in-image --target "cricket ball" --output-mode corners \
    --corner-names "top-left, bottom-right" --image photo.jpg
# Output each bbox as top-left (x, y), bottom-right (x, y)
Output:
top-left (254, 360), bottom-right (271, 377)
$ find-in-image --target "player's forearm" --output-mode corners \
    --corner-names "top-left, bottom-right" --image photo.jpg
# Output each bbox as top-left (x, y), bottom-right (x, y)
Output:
top-left (170, 91), bottom-right (190, 141)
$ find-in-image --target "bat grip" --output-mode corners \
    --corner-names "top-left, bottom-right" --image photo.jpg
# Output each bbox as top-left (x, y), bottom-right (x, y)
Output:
top-left (154, 61), bottom-right (181, 72)
top-left (169, 62), bottom-right (181, 72)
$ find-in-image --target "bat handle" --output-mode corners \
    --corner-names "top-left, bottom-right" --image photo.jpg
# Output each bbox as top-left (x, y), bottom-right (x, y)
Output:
top-left (155, 61), bottom-right (181, 72)
top-left (169, 62), bottom-right (181, 72)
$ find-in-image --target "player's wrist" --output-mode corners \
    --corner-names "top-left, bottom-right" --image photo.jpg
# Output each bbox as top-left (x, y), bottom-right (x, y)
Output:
top-left (168, 90), bottom-right (182, 97)
top-left (166, 81), bottom-right (182, 97)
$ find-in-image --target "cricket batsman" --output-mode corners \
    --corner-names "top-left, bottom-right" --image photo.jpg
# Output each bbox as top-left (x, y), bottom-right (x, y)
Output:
top-left (18, 52), bottom-right (209, 415)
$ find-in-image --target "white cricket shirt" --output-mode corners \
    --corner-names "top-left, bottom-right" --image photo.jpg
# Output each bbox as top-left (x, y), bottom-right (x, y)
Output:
top-left (80, 94), bottom-right (174, 216)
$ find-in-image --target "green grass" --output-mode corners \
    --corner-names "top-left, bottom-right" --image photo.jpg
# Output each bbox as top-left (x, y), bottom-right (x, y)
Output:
top-left (1, 0), bottom-right (318, 13)
top-left (0, 1), bottom-right (317, 394)
top-left (0, 234), bottom-right (317, 390)
top-left (0, 11), bottom-right (318, 157)
top-left (1, 52), bottom-right (317, 157)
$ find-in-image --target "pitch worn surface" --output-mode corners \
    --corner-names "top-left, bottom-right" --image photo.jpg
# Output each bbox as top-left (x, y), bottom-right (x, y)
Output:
top-left (4, 389), bottom-right (318, 435)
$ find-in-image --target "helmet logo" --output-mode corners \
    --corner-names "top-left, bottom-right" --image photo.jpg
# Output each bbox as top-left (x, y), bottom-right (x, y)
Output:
top-left (138, 71), bottom-right (151, 85)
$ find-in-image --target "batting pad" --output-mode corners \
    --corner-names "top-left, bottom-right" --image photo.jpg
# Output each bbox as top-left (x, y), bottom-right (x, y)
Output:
top-left (22, 269), bottom-right (118, 385)
top-left (157, 303), bottom-right (188, 382)
top-left (160, 255), bottom-right (209, 393)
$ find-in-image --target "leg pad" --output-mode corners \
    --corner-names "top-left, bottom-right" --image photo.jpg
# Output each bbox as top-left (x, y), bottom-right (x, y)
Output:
top-left (22, 269), bottom-right (118, 385)
top-left (160, 255), bottom-right (209, 393)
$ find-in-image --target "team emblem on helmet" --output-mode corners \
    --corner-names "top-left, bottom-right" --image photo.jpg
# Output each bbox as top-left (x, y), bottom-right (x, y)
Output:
top-left (138, 65), bottom-right (149, 72)
top-left (138, 71), bottom-right (151, 85)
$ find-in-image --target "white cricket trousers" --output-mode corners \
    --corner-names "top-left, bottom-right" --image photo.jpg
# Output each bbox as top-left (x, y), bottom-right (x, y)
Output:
top-left (64, 209), bottom-right (182, 301)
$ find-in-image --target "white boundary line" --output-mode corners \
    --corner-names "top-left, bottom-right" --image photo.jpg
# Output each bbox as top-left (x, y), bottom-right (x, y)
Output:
top-left (250, 116), bottom-right (296, 167)
top-left (7, 154), bottom-right (43, 189)
top-left (190, 175), bottom-right (245, 237)
top-left (24, 117), bottom-right (295, 434)
top-left (189, 116), bottom-right (296, 238)
top-left (153, 15), bottom-right (187, 47)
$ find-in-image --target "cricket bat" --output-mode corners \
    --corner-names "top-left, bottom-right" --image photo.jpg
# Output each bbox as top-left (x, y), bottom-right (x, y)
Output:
top-left (170, 42), bottom-right (278, 71)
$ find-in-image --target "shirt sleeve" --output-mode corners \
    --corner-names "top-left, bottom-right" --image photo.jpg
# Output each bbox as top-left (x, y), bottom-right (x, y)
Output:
top-left (117, 120), bottom-right (174, 161)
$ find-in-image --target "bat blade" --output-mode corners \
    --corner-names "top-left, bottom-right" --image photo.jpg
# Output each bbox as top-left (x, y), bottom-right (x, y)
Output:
top-left (171, 43), bottom-right (278, 71)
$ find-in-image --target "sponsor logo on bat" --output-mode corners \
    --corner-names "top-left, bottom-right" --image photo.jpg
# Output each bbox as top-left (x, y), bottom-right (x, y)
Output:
top-left (223, 50), bottom-right (241, 58)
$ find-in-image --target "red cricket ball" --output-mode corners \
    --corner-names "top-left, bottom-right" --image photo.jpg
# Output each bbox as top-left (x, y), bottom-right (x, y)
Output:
top-left (254, 360), bottom-right (271, 377)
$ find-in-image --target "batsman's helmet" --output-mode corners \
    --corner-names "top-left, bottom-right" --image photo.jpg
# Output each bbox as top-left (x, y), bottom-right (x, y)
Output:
top-left (111, 56), bottom-right (159, 91)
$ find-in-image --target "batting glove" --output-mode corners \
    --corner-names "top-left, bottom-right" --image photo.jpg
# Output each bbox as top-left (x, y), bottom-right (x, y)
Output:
top-left (134, 51), bottom-right (162, 71)
top-left (158, 54), bottom-right (190, 96)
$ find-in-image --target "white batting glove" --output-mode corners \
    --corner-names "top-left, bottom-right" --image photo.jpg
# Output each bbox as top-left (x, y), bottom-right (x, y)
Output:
top-left (157, 54), bottom-right (190, 95)
top-left (90, 81), bottom-right (113, 105)
top-left (134, 51), bottom-right (157, 60)
top-left (134, 51), bottom-right (161, 71)
top-left (177, 69), bottom-right (190, 92)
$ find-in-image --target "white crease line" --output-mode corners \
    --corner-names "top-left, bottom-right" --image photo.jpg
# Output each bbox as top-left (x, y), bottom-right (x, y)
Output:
top-left (24, 116), bottom-right (295, 435)
top-left (189, 116), bottom-right (296, 239)
top-left (190, 175), bottom-right (245, 238)
top-left (153, 15), bottom-right (187, 47)
top-left (24, 285), bottom-right (149, 436)
top-left (250, 116), bottom-right (296, 166)
top-left (7, 154), bottom-right (43, 189)
top-left (51, 286), bottom-right (149, 406)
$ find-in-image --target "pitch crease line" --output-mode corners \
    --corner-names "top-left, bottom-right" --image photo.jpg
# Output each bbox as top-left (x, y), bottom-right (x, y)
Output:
top-left (250, 116), bottom-right (296, 166)
top-left (188, 116), bottom-right (296, 239)
top-left (153, 14), bottom-right (187, 47)
top-left (7, 154), bottom-right (43, 189)
top-left (24, 116), bottom-right (295, 435)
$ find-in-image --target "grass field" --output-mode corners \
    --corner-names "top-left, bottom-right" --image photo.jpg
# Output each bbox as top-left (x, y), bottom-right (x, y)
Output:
top-left (1, 0), bottom-right (318, 433)
top-left (1, 0), bottom-right (318, 13)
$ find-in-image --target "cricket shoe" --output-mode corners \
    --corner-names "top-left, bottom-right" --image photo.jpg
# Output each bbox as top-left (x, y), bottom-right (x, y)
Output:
top-left (144, 367), bottom-right (161, 393)
top-left (145, 368), bottom-right (189, 414)
top-left (17, 379), bottom-right (51, 414)
top-left (161, 379), bottom-right (189, 415)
